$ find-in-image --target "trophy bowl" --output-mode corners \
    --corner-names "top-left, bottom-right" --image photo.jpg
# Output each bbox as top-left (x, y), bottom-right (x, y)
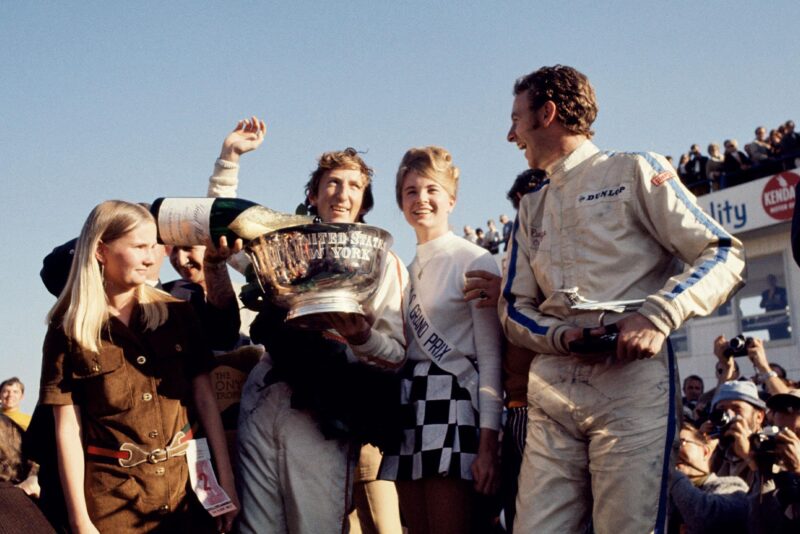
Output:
top-left (245, 222), bottom-right (394, 329)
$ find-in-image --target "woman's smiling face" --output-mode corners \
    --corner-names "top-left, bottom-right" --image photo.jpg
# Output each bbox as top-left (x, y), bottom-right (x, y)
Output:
top-left (401, 170), bottom-right (454, 243)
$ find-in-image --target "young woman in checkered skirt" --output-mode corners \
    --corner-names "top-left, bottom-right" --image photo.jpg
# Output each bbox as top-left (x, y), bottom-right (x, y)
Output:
top-left (379, 146), bottom-right (503, 533)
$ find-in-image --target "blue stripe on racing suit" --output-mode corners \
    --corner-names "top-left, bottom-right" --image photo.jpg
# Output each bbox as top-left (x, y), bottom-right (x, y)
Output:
top-left (636, 151), bottom-right (735, 302)
top-left (655, 340), bottom-right (677, 534)
top-left (503, 179), bottom-right (550, 336)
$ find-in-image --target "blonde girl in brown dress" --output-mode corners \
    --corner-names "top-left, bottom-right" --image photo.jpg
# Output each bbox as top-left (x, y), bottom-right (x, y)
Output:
top-left (40, 201), bottom-right (238, 533)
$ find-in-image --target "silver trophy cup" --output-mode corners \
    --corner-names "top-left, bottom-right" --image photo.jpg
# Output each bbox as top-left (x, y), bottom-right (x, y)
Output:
top-left (245, 222), bottom-right (394, 329)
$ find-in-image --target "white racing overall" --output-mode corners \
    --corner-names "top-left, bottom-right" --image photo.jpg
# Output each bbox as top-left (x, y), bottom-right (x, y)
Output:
top-left (499, 141), bottom-right (745, 534)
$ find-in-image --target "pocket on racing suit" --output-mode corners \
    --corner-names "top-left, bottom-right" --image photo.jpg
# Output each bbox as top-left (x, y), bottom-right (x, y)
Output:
top-left (573, 183), bottom-right (632, 283)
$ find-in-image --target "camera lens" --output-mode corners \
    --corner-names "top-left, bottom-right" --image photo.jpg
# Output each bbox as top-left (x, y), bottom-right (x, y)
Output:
top-left (729, 335), bottom-right (746, 350)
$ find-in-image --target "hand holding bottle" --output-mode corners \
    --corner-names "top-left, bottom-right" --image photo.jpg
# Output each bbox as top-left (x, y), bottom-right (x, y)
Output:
top-left (219, 116), bottom-right (266, 163)
top-left (203, 235), bottom-right (244, 266)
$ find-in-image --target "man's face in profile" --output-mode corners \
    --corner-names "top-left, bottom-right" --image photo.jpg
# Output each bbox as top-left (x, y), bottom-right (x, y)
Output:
top-left (508, 92), bottom-right (544, 168)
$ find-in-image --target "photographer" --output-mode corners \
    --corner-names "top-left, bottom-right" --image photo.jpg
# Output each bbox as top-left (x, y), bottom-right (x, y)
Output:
top-left (670, 422), bottom-right (749, 533)
top-left (696, 336), bottom-right (786, 422)
top-left (694, 336), bottom-right (742, 422)
top-left (748, 390), bottom-right (800, 533)
top-left (745, 337), bottom-right (790, 396)
top-left (707, 381), bottom-right (767, 491)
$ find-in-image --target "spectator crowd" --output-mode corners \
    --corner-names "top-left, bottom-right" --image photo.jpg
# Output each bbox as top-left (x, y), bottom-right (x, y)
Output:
top-left (672, 119), bottom-right (800, 195)
top-left (676, 336), bottom-right (800, 533)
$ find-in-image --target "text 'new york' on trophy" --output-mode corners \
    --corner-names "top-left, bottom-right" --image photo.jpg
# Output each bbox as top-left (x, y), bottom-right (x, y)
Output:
top-left (151, 197), bottom-right (393, 329)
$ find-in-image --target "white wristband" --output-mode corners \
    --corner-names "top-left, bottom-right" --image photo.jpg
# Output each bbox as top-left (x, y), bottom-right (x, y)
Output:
top-left (757, 370), bottom-right (778, 382)
top-left (215, 158), bottom-right (239, 169)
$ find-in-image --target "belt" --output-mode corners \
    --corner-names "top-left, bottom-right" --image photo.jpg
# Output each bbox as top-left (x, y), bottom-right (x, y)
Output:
top-left (87, 423), bottom-right (194, 467)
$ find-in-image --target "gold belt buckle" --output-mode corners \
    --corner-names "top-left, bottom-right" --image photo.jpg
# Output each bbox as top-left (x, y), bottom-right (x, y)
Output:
top-left (147, 448), bottom-right (168, 464)
top-left (117, 430), bottom-right (190, 468)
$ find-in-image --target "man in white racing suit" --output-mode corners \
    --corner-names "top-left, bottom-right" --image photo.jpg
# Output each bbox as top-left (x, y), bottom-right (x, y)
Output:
top-left (499, 65), bottom-right (745, 534)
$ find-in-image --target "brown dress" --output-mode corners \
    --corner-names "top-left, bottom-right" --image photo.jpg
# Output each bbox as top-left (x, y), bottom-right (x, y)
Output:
top-left (39, 301), bottom-right (218, 533)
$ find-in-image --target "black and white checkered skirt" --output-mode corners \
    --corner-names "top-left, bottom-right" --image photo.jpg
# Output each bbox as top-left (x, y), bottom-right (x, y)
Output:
top-left (378, 360), bottom-right (479, 481)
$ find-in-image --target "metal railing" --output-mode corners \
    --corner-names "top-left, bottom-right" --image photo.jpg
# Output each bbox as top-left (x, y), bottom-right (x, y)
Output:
top-left (683, 150), bottom-right (800, 195)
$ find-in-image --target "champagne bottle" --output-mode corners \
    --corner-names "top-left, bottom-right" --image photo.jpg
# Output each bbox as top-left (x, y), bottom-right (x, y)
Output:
top-left (151, 197), bottom-right (313, 246)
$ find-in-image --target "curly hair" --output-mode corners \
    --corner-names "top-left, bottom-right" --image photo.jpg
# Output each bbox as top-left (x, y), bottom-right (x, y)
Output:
top-left (513, 65), bottom-right (598, 138)
top-left (304, 148), bottom-right (374, 222)
top-left (394, 146), bottom-right (460, 209)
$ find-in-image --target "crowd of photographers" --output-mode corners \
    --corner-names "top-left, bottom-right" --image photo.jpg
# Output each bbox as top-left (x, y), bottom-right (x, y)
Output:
top-left (676, 335), bottom-right (800, 533)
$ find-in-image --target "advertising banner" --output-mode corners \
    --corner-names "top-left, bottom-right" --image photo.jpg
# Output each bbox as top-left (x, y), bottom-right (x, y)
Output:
top-left (700, 171), bottom-right (798, 233)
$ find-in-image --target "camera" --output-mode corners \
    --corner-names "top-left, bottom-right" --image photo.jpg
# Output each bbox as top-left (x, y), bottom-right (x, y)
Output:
top-left (568, 324), bottom-right (619, 354)
top-left (708, 408), bottom-right (736, 440)
top-left (723, 335), bottom-right (753, 358)
top-left (750, 425), bottom-right (780, 471)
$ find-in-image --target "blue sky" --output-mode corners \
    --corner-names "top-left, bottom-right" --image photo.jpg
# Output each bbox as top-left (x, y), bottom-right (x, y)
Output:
top-left (2, 1), bottom-right (798, 411)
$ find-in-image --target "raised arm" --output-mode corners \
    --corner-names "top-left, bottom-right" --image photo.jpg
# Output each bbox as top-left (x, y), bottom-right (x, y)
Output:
top-left (218, 116), bottom-right (266, 165)
top-left (208, 116), bottom-right (266, 198)
top-left (205, 117), bottom-right (266, 305)
top-left (201, 235), bottom-right (243, 349)
top-left (747, 338), bottom-right (789, 395)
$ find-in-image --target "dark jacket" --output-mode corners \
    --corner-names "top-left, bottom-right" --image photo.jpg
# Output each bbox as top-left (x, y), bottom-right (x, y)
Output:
top-left (250, 303), bottom-right (402, 449)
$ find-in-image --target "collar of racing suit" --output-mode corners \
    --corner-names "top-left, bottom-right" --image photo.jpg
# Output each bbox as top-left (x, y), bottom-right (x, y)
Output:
top-left (544, 140), bottom-right (600, 180)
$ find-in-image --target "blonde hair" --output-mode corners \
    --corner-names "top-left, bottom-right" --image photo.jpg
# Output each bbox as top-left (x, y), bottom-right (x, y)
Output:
top-left (48, 200), bottom-right (175, 353)
top-left (395, 146), bottom-right (460, 209)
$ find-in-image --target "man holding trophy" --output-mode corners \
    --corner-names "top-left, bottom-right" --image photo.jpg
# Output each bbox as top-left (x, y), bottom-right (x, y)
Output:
top-left (204, 119), bottom-right (408, 533)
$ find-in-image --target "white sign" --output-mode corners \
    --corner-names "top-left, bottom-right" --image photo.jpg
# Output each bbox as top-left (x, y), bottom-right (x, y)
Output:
top-left (700, 171), bottom-right (798, 234)
top-left (186, 438), bottom-right (237, 517)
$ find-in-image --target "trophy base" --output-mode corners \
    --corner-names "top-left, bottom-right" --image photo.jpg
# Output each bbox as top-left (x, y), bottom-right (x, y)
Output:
top-left (285, 292), bottom-right (365, 330)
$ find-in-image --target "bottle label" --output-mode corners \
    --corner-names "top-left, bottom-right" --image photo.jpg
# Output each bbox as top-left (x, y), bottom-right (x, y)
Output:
top-left (157, 198), bottom-right (215, 246)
